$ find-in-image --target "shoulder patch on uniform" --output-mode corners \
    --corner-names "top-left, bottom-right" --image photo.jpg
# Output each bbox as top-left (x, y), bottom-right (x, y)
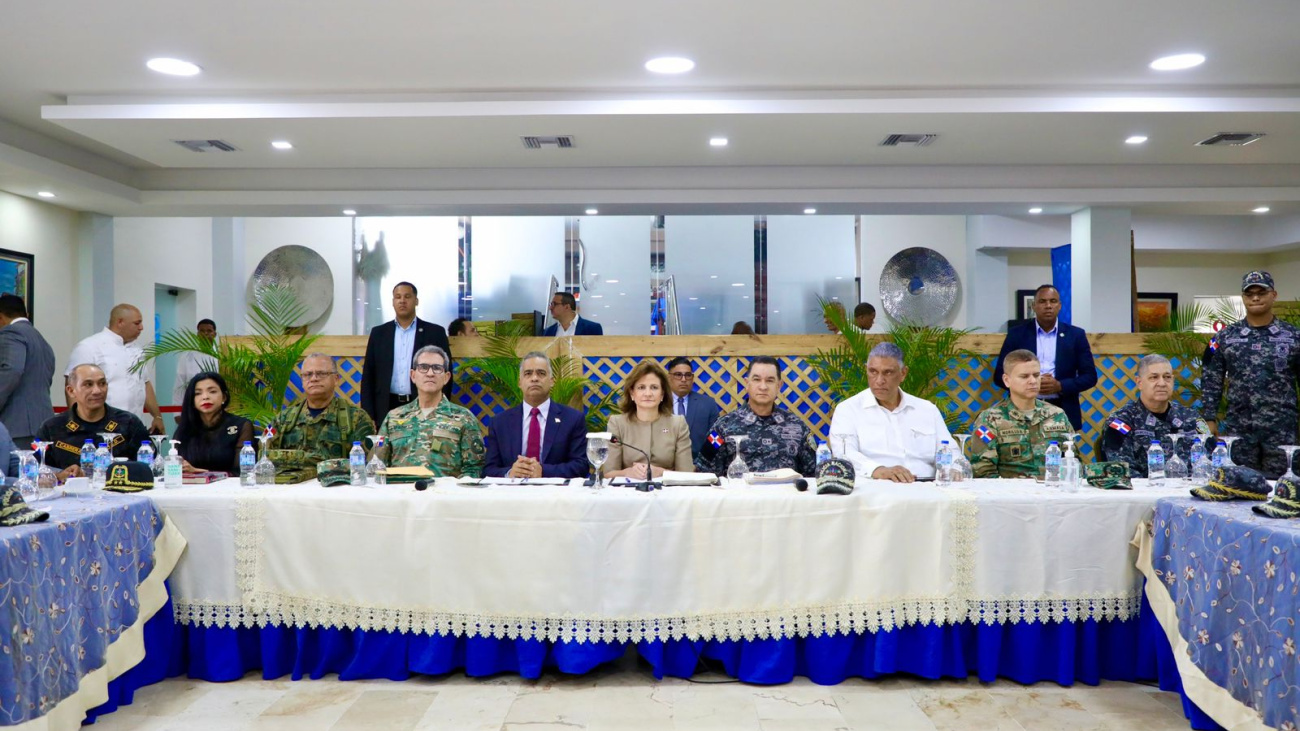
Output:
top-left (975, 425), bottom-right (994, 443)
top-left (1108, 419), bottom-right (1131, 434)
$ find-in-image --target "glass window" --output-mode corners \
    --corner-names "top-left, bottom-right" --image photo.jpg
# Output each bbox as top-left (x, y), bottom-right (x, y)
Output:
top-left (354, 217), bottom-right (460, 333)
top-left (470, 217), bottom-right (565, 323)
top-left (766, 216), bottom-right (857, 334)
top-left (664, 216), bottom-right (756, 335)
top-left (571, 216), bottom-right (654, 335)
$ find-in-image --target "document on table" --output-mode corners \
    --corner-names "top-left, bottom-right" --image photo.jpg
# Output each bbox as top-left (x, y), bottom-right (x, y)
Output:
top-left (456, 477), bottom-right (570, 485)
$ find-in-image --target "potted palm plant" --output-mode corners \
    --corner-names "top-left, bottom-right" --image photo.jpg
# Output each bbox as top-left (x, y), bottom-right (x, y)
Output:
top-left (134, 284), bottom-right (320, 426)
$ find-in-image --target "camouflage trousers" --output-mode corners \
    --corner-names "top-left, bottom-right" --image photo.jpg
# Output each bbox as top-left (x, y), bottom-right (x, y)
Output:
top-left (1221, 415), bottom-right (1298, 479)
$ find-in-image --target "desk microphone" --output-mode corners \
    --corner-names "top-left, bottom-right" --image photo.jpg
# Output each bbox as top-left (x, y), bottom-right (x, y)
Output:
top-left (414, 480), bottom-right (428, 491)
top-left (608, 435), bottom-right (661, 490)
top-left (794, 478), bottom-right (809, 492)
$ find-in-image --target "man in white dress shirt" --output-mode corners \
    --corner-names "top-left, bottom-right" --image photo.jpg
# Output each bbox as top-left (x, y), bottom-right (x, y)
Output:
top-left (65, 303), bottom-right (164, 434)
top-left (828, 342), bottom-right (953, 483)
top-left (172, 318), bottom-right (218, 404)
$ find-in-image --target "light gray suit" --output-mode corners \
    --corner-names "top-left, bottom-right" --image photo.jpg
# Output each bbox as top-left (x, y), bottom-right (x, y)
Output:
top-left (0, 319), bottom-right (55, 443)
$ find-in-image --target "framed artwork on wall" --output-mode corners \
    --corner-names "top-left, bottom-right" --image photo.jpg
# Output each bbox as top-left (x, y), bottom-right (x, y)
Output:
top-left (1135, 292), bottom-right (1178, 332)
top-left (0, 248), bottom-right (33, 321)
top-left (1015, 289), bottom-right (1037, 321)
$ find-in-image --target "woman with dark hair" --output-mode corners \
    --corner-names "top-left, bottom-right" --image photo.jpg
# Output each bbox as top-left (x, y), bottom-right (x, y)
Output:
top-left (172, 371), bottom-right (254, 474)
top-left (603, 360), bottom-right (693, 479)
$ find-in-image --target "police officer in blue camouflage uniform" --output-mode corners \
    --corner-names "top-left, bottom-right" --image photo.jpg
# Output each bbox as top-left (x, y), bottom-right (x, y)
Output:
top-left (1200, 270), bottom-right (1300, 478)
top-left (1101, 354), bottom-right (1210, 477)
top-left (695, 356), bottom-right (817, 477)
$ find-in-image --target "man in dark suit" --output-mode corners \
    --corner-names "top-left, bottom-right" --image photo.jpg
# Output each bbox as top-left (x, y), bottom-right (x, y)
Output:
top-left (0, 294), bottom-right (55, 446)
top-left (359, 282), bottom-right (452, 427)
top-left (542, 292), bottom-right (604, 336)
top-left (666, 356), bottom-right (722, 458)
top-left (993, 284), bottom-right (1097, 431)
top-left (484, 351), bottom-right (589, 478)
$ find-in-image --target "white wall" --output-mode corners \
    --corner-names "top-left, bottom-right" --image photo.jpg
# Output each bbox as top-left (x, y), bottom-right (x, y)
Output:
top-left (860, 215), bottom-right (968, 328)
top-left (578, 215), bottom-right (654, 335)
top-left (0, 191), bottom-right (83, 402)
top-left (665, 216), bottom-right (756, 335)
top-left (112, 216), bottom-right (214, 348)
top-left (243, 217), bottom-right (353, 335)
top-left (767, 215), bottom-right (857, 334)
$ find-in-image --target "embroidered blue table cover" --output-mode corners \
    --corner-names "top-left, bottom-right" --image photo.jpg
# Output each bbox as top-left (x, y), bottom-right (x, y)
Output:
top-left (0, 494), bottom-right (163, 726)
top-left (1149, 496), bottom-right (1300, 728)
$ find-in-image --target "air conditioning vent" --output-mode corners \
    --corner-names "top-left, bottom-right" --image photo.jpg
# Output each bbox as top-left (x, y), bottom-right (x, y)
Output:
top-left (879, 133), bottom-right (938, 147)
top-left (1196, 133), bottom-right (1265, 147)
top-left (521, 135), bottom-right (575, 149)
top-left (173, 139), bottom-right (239, 153)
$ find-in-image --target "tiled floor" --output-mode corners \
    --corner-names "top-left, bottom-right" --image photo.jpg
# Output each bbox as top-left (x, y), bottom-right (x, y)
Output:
top-left (89, 655), bottom-right (1194, 731)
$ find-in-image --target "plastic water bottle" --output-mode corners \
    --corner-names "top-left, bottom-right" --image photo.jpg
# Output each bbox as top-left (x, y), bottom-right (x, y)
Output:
top-left (815, 441), bottom-right (832, 467)
top-left (1147, 440), bottom-right (1166, 487)
top-left (1044, 441), bottom-right (1062, 488)
top-left (1061, 448), bottom-right (1081, 493)
top-left (164, 440), bottom-right (183, 489)
top-left (349, 442), bottom-right (367, 486)
top-left (935, 440), bottom-right (953, 486)
top-left (1190, 438), bottom-right (1210, 485)
top-left (92, 443), bottom-right (111, 490)
top-left (1211, 440), bottom-right (1227, 470)
top-left (137, 441), bottom-right (155, 469)
top-left (79, 439), bottom-right (96, 478)
top-left (239, 441), bottom-right (257, 487)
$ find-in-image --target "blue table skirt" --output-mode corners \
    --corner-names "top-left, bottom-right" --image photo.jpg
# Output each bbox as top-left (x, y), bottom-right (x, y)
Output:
top-left (86, 593), bottom-right (1222, 730)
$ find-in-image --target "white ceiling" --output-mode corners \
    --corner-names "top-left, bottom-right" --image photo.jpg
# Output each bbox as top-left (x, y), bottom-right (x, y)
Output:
top-left (1, 0), bottom-right (1299, 218)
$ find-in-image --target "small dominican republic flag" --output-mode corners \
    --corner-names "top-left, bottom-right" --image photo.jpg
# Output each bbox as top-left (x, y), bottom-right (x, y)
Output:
top-left (262, 426), bottom-right (277, 440)
top-left (707, 431), bottom-right (724, 449)
top-left (1108, 419), bottom-right (1131, 435)
top-left (975, 425), bottom-right (994, 443)
top-left (1208, 338), bottom-right (1219, 352)
top-left (370, 435), bottom-right (385, 448)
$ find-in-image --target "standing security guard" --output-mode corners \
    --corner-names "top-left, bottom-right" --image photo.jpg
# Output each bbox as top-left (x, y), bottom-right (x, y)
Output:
top-left (1101, 354), bottom-right (1211, 476)
top-left (1201, 270), bottom-right (1300, 477)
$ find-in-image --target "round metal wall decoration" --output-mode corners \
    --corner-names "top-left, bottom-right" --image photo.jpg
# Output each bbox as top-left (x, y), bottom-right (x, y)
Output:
top-left (878, 247), bottom-right (959, 326)
top-left (249, 245), bottom-right (334, 326)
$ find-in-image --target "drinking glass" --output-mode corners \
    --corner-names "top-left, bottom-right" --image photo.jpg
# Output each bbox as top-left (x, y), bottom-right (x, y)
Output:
top-left (952, 434), bottom-right (974, 481)
top-left (365, 435), bottom-right (386, 486)
top-left (1165, 433), bottom-right (1188, 485)
top-left (12, 450), bottom-right (37, 502)
top-left (254, 433), bottom-right (276, 486)
top-left (32, 440), bottom-right (57, 498)
top-left (1219, 435), bottom-right (1241, 468)
top-left (726, 435), bottom-right (749, 483)
top-left (148, 434), bottom-right (168, 483)
top-left (1278, 445), bottom-right (1300, 485)
top-left (586, 434), bottom-right (610, 490)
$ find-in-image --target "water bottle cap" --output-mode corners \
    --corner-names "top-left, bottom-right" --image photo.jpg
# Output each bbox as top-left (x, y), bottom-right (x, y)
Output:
top-left (1049, 441), bottom-right (1058, 445)
top-left (244, 441), bottom-right (252, 445)
top-left (1151, 440), bottom-right (1160, 445)
top-left (941, 440), bottom-right (949, 444)
top-left (353, 441), bottom-right (362, 445)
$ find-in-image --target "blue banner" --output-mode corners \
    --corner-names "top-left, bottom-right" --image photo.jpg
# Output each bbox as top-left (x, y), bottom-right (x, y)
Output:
top-left (1051, 244), bottom-right (1072, 325)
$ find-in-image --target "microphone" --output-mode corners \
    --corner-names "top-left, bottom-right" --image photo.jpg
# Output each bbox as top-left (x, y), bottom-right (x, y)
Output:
top-left (794, 478), bottom-right (809, 492)
top-left (414, 480), bottom-right (428, 491)
top-left (608, 435), bottom-right (660, 489)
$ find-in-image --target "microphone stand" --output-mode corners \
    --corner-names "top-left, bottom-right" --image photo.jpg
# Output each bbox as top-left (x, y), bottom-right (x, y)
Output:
top-left (609, 436), bottom-right (662, 491)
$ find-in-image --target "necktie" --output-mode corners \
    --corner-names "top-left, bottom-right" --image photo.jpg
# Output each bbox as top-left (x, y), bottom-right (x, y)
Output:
top-left (676, 397), bottom-right (686, 416)
top-left (526, 407), bottom-right (541, 460)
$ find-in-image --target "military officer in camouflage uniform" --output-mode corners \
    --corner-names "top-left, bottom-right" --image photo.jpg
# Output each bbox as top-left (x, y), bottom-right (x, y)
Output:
top-left (265, 353), bottom-right (376, 463)
top-left (696, 356), bottom-right (817, 477)
top-left (1201, 270), bottom-right (1300, 478)
top-left (968, 349), bottom-right (1072, 478)
top-left (375, 345), bottom-right (485, 477)
top-left (1101, 354), bottom-right (1211, 477)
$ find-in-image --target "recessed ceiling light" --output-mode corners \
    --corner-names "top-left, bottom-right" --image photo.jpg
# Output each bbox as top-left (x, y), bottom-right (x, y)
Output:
top-left (645, 57), bottom-right (695, 74)
top-left (585, 208), bottom-right (598, 215)
top-left (36, 191), bottom-right (55, 198)
top-left (605, 279), bottom-right (620, 284)
top-left (1028, 207), bottom-right (1043, 214)
top-left (1254, 206), bottom-right (1271, 214)
top-left (804, 208), bottom-right (817, 215)
top-left (1125, 135), bottom-right (1148, 145)
top-left (731, 283), bottom-right (744, 287)
top-left (688, 297), bottom-right (698, 301)
top-left (271, 140), bottom-right (294, 150)
top-left (699, 306), bottom-right (706, 310)
top-left (709, 137), bottom-right (728, 147)
top-left (709, 275), bottom-right (718, 279)
top-left (342, 209), bottom-right (357, 216)
top-left (146, 57), bottom-right (202, 76)
top-left (1150, 53), bottom-right (1205, 71)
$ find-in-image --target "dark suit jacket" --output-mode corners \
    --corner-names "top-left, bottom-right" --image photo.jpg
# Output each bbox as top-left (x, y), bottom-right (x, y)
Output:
top-left (542, 316), bottom-right (604, 337)
top-left (674, 391), bottom-right (722, 457)
top-left (993, 320), bottom-right (1098, 430)
top-left (483, 401), bottom-right (589, 478)
top-left (359, 318), bottom-right (452, 426)
top-left (0, 319), bottom-right (55, 440)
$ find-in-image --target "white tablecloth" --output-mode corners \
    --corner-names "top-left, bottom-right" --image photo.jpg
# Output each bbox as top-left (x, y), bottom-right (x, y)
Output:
top-left (148, 478), bottom-right (1185, 643)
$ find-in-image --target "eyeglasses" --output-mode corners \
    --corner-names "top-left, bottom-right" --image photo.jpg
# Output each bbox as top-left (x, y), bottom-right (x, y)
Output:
top-left (669, 372), bottom-right (694, 380)
top-left (301, 370), bottom-right (336, 380)
top-left (414, 363), bottom-right (448, 374)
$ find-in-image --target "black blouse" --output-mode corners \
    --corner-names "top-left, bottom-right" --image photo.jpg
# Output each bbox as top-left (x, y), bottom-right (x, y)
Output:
top-left (174, 412), bottom-right (255, 473)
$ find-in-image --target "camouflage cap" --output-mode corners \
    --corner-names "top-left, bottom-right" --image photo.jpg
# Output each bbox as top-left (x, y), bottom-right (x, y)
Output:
top-left (816, 457), bottom-right (855, 495)
top-left (1242, 270), bottom-right (1275, 292)
top-left (1253, 476), bottom-right (1300, 519)
top-left (317, 458), bottom-right (352, 487)
top-left (1192, 465), bottom-right (1270, 501)
top-left (104, 461), bottom-right (155, 493)
top-left (1083, 461), bottom-right (1132, 490)
top-left (264, 448), bottom-right (318, 485)
top-left (0, 482), bottom-right (49, 527)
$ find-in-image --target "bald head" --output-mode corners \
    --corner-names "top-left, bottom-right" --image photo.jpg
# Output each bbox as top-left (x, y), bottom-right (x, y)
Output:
top-left (108, 303), bottom-right (144, 343)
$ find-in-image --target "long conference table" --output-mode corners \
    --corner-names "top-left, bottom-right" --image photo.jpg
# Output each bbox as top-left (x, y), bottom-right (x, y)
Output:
top-left (5, 477), bottom-right (1263, 729)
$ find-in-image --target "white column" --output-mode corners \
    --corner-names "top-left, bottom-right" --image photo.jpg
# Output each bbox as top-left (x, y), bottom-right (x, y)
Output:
top-left (76, 212), bottom-right (114, 339)
top-left (1071, 207), bottom-right (1132, 332)
top-left (211, 217), bottom-right (245, 335)
top-left (965, 217), bottom-right (1011, 333)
